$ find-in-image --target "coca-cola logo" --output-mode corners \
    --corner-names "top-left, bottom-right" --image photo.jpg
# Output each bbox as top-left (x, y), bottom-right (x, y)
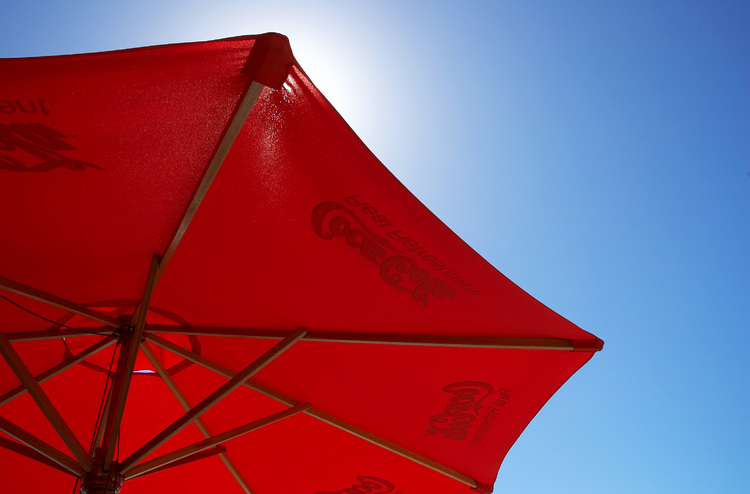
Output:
top-left (315, 476), bottom-right (400, 494)
top-left (425, 381), bottom-right (493, 440)
top-left (311, 201), bottom-right (457, 306)
top-left (0, 123), bottom-right (102, 172)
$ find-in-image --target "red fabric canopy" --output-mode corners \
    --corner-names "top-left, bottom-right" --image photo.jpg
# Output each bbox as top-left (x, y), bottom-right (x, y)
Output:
top-left (0, 33), bottom-right (602, 493)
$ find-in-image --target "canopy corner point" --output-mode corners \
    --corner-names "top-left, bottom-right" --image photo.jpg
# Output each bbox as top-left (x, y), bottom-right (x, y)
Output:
top-left (571, 337), bottom-right (604, 353)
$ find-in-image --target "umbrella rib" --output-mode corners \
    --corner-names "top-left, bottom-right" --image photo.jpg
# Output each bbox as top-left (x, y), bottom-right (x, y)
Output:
top-left (126, 446), bottom-right (227, 480)
top-left (118, 328), bottom-right (307, 475)
top-left (144, 334), bottom-right (479, 489)
top-left (140, 342), bottom-right (256, 494)
top-left (155, 79), bottom-right (265, 284)
top-left (101, 254), bottom-right (160, 473)
top-left (92, 376), bottom-right (115, 455)
top-left (122, 403), bottom-right (311, 480)
top-left (0, 335), bottom-right (115, 407)
top-left (0, 277), bottom-right (120, 328)
top-left (0, 330), bottom-right (93, 471)
top-left (5, 326), bottom-right (113, 342)
top-left (308, 410), bottom-right (478, 488)
top-left (130, 255), bottom-right (161, 329)
top-left (0, 415), bottom-right (83, 476)
top-left (0, 435), bottom-right (78, 476)
top-left (145, 324), bottom-right (594, 351)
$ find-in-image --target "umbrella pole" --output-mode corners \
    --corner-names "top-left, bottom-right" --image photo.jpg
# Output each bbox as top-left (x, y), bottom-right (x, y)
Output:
top-left (80, 333), bottom-right (131, 494)
top-left (80, 256), bottom-right (161, 493)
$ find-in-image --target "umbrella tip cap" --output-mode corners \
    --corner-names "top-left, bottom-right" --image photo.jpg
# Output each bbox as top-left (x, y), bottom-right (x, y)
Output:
top-left (243, 33), bottom-right (295, 89)
top-left (473, 481), bottom-right (494, 493)
top-left (570, 337), bottom-right (605, 352)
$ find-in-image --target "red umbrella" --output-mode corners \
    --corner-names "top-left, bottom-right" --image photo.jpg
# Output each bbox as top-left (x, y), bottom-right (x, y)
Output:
top-left (0, 33), bottom-right (603, 494)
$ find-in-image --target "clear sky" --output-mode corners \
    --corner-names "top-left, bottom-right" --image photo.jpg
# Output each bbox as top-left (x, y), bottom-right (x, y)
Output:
top-left (2, 1), bottom-right (748, 493)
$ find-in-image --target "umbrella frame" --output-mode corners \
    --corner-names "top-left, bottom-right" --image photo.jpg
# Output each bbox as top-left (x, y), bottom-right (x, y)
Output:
top-left (0, 36), bottom-right (602, 494)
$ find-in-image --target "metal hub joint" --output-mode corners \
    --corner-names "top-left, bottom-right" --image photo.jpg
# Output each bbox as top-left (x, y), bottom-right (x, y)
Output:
top-left (80, 456), bottom-right (123, 494)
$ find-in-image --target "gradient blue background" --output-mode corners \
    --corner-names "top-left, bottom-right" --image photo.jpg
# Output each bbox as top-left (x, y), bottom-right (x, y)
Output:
top-left (2, 1), bottom-right (748, 492)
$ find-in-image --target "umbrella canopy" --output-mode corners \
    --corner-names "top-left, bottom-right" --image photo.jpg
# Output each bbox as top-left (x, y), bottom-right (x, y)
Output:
top-left (0, 33), bottom-right (603, 493)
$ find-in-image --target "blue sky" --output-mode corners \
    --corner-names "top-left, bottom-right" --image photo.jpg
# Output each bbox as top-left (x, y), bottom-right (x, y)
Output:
top-left (2, 1), bottom-right (748, 492)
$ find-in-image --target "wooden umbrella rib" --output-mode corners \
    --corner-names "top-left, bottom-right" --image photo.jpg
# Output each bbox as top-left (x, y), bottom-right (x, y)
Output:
top-left (126, 446), bottom-right (228, 480)
top-left (0, 415), bottom-right (83, 476)
top-left (146, 325), bottom-right (288, 339)
top-left (130, 255), bottom-right (161, 333)
top-left (307, 332), bottom-right (574, 350)
top-left (119, 328), bottom-right (306, 475)
top-left (141, 342), bottom-right (255, 494)
top-left (0, 336), bottom-right (115, 407)
top-left (0, 277), bottom-right (120, 328)
top-left (144, 334), bottom-right (479, 489)
top-left (0, 435), bottom-right (77, 476)
top-left (146, 333), bottom-right (253, 382)
top-left (5, 327), bottom-right (113, 342)
top-left (45, 311), bottom-right (75, 331)
top-left (145, 324), bottom-right (575, 350)
top-left (156, 80), bottom-right (265, 282)
top-left (310, 410), bottom-right (477, 488)
top-left (145, 335), bottom-right (298, 410)
top-left (123, 403), bottom-right (310, 480)
top-left (93, 377), bottom-right (115, 455)
top-left (0, 330), bottom-right (92, 471)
